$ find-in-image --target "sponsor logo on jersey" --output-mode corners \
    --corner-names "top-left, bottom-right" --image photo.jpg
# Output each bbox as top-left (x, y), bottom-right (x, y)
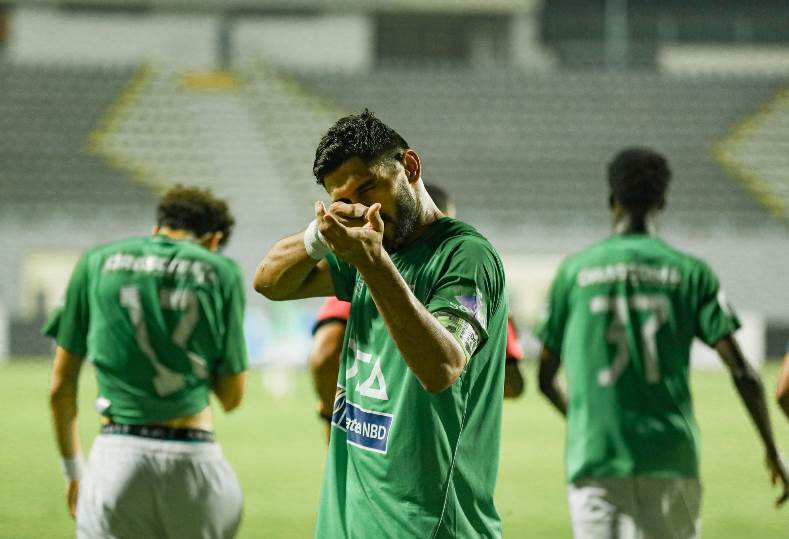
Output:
top-left (331, 387), bottom-right (393, 454)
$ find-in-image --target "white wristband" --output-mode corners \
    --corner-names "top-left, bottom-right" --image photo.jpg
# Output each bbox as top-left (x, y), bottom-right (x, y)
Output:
top-left (304, 219), bottom-right (330, 260)
top-left (61, 454), bottom-right (84, 482)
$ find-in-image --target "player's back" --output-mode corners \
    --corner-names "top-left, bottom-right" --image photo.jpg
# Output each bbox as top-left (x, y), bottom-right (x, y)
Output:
top-left (547, 234), bottom-right (739, 482)
top-left (68, 235), bottom-right (245, 424)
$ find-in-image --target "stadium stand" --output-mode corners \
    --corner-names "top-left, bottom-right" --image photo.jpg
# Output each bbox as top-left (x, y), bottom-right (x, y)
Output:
top-left (294, 68), bottom-right (787, 235)
top-left (715, 87), bottom-right (789, 218)
top-left (0, 62), bottom-right (154, 217)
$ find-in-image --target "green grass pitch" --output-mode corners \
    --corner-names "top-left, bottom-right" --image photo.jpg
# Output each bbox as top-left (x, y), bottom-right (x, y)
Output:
top-left (1, 358), bottom-right (788, 538)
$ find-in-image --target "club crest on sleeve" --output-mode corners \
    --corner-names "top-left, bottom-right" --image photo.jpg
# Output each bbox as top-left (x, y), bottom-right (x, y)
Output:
top-left (454, 289), bottom-right (487, 329)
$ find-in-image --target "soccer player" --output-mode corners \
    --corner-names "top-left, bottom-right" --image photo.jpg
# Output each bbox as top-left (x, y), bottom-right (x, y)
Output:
top-left (536, 147), bottom-right (789, 539)
top-left (254, 110), bottom-right (508, 537)
top-left (45, 185), bottom-right (248, 539)
top-left (777, 345), bottom-right (789, 420)
top-left (308, 184), bottom-right (525, 438)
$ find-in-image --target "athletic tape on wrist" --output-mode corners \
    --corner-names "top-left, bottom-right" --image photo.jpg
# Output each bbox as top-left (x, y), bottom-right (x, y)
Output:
top-left (61, 454), bottom-right (84, 482)
top-left (304, 219), bottom-right (330, 260)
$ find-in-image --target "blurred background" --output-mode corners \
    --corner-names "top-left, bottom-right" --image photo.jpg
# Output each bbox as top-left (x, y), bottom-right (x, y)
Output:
top-left (1, 1), bottom-right (788, 537)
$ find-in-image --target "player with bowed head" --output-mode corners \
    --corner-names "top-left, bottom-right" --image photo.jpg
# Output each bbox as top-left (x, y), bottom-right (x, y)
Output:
top-left (308, 183), bottom-right (525, 441)
top-left (254, 110), bottom-right (509, 538)
top-left (46, 186), bottom-right (248, 538)
top-left (536, 148), bottom-right (789, 539)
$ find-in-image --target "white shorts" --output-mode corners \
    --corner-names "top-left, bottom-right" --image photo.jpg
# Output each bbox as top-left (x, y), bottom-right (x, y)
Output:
top-left (77, 434), bottom-right (243, 539)
top-left (568, 476), bottom-right (702, 539)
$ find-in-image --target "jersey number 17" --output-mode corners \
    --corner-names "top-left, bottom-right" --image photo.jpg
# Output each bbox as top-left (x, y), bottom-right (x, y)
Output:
top-left (120, 287), bottom-right (208, 396)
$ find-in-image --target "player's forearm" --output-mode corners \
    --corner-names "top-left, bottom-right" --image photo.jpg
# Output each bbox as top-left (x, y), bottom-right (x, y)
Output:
top-left (503, 361), bottom-right (525, 399)
top-left (49, 347), bottom-right (84, 459)
top-left (538, 347), bottom-right (567, 417)
top-left (733, 368), bottom-right (781, 456)
top-left (539, 381), bottom-right (567, 417)
top-left (253, 232), bottom-right (320, 300)
top-left (776, 354), bottom-right (789, 420)
top-left (310, 359), bottom-right (340, 414)
top-left (49, 386), bottom-right (80, 458)
top-left (359, 254), bottom-right (466, 394)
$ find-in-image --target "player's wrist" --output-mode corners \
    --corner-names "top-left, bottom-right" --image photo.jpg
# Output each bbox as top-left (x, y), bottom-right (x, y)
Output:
top-left (304, 219), bottom-right (330, 260)
top-left (60, 453), bottom-right (84, 482)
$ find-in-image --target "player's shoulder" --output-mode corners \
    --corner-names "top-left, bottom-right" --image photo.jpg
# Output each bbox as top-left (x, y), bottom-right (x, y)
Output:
top-left (180, 243), bottom-right (242, 279)
top-left (79, 236), bottom-right (147, 265)
top-left (566, 235), bottom-right (716, 281)
top-left (432, 218), bottom-right (500, 259)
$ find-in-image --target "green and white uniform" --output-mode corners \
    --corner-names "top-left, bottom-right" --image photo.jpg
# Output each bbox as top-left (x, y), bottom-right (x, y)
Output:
top-left (43, 235), bottom-right (248, 422)
top-left (43, 235), bottom-right (248, 539)
top-left (536, 234), bottom-right (740, 539)
top-left (317, 218), bottom-right (508, 539)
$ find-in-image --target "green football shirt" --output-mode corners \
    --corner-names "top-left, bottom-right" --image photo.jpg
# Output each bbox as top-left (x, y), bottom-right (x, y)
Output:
top-left (316, 218), bottom-right (508, 539)
top-left (536, 234), bottom-right (741, 483)
top-left (42, 235), bottom-right (248, 424)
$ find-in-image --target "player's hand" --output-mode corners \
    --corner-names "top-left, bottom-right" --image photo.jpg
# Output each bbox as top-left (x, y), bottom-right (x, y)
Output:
top-left (766, 450), bottom-right (789, 507)
top-left (66, 479), bottom-right (79, 518)
top-left (326, 202), bottom-right (369, 229)
top-left (317, 201), bottom-right (385, 270)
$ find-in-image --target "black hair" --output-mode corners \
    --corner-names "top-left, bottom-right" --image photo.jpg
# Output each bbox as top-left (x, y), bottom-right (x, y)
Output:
top-left (156, 185), bottom-right (235, 247)
top-left (607, 147), bottom-right (671, 215)
top-left (313, 109), bottom-right (410, 185)
top-left (425, 183), bottom-right (451, 214)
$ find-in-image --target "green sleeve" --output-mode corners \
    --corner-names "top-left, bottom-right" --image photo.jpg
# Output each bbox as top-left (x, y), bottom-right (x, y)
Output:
top-left (216, 263), bottom-right (249, 375)
top-left (534, 262), bottom-right (571, 355)
top-left (41, 253), bottom-right (91, 358)
top-left (694, 262), bottom-right (741, 346)
top-left (425, 239), bottom-right (504, 348)
top-left (325, 253), bottom-right (357, 302)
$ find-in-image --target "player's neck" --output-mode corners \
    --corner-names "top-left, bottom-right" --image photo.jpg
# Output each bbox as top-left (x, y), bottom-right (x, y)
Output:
top-left (613, 213), bottom-right (656, 236)
top-left (399, 197), bottom-right (445, 249)
top-left (156, 227), bottom-right (197, 242)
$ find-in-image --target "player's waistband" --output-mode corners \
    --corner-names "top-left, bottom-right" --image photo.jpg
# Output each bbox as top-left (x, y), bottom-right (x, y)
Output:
top-left (100, 422), bottom-right (215, 443)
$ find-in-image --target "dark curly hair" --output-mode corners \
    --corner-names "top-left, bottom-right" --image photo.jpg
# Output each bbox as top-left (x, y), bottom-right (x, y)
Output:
top-left (156, 185), bottom-right (235, 247)
top-left (313, 109), bottom-right (409, 185)
top-left (608, 147), bottom-right (672, 216)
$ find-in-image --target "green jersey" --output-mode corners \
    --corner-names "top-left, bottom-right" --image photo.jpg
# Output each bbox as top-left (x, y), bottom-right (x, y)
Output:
top-left (536, 234), bottom-right (741, 482)
top-left (43, 235), bottom-right (248, 424)
top-left (317, 218), bottom-right (508, 539)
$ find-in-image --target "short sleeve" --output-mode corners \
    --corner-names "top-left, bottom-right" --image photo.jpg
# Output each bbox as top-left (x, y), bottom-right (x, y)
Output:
top-left (325, 253), bottom-right (357, 302)
top-left (534, 263), bottom-right (571, 355)
top-left (694, 263), bottom-right (741, 346)
top-left (425, 239), bottom-right (504, 347)
top-left (505, 316), bottom-right (524, 361)
top-left (312, 297), bottom-right (351, 334)
top-left (41, 253), bottom-right (91, 358)
top-left (217, 263), bottom-right (249, 375)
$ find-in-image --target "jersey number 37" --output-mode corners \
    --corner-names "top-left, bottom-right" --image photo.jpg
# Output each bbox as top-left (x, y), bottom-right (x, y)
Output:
top-left (590, 294), bottom-right (669, 387)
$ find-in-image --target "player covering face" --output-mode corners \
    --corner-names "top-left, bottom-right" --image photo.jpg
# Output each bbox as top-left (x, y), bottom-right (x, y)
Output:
top-left (536, 148), bottom-right (789, 539)
top-left (308, 183), bottom-right (525, 442)
top-left (254, 109), bottom-right (509, 538)
top-left (45, 185), bottom-right (248, 539)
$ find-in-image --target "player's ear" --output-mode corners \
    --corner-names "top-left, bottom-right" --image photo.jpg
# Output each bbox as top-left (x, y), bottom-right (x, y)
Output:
top-left (402, 149), bottom-right (420, 185)
top-left (152, 225), bottom-right (161, 236)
